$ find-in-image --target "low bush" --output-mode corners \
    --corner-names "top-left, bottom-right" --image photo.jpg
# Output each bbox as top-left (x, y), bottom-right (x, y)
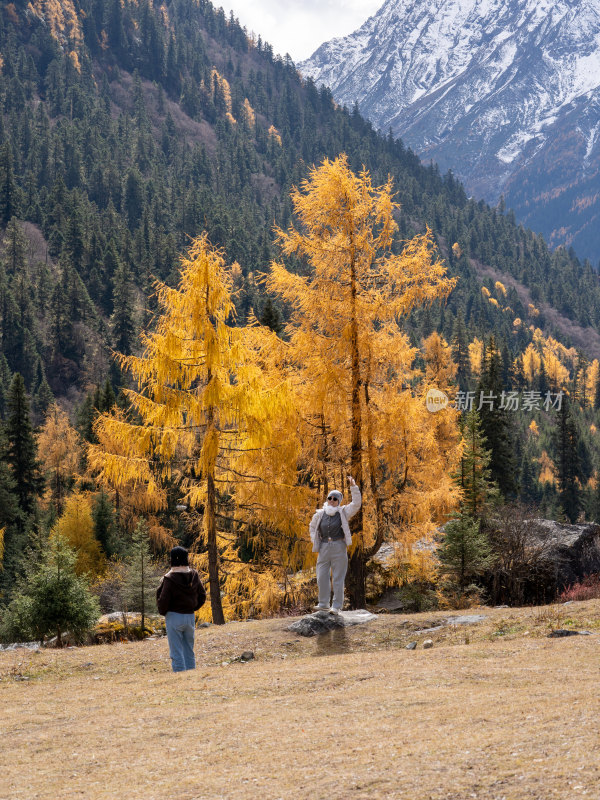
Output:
top-left (559, 574), bottom-right (600, 602)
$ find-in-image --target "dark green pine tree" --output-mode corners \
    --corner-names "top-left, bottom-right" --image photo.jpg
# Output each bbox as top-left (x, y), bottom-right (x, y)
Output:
top-left (552, 395), bottom-right (581, 523)
top-left (451, 311), bottom-right (471, 392)
top-left (92, 491), bottom-right (119, 558)
top-left (124, 519), bottom-right (157, 633)
top-left (0, 142), bottom-right (19, 226)
top-left (101, 378), bottom-right (116, 411)
top-left (111, 259), bottom-right (136, 356)
top-left (438, 513), bottom-right (493, 594)
top-left (260, 297), bottom-right (282, 335)
top-left (76, 392), bottom-right (96, 443)
top-left (3, 218), bottom-right (28, 276)
top-left (519, 448), bottom-right (540, 506)
top-left (0, 424), bottom-right (23, 602)
top-left (476, 336), bottom-right (518, 498)
top-left (537, 356), bottom-right (549, 397)
top-left (33, 378), bottom-right (54, 420)
top-left (454, 409), bottom-right (498, 519)
top-left (594, 369), bottom-right (600, 411)
top-left (5, 374), bottom-right (44, 515)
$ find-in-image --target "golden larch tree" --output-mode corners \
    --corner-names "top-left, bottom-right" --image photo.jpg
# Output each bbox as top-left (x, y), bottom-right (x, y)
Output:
top-left (267, 154), bottom-right (460, 607)
top-left (37, 404), bottom-right (82, 514)
top-left (89, 234), bottom-right (291, 624)
top-left (52, 493), bottom-right (105, 578)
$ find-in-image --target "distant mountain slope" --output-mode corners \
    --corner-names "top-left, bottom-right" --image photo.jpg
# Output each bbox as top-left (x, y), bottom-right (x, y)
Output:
top-left (300, 0), bottom-right (600, 262)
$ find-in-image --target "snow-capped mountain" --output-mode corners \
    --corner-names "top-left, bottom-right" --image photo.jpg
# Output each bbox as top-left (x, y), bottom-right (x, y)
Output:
top-left (300, 0), bottom-right (600, 261)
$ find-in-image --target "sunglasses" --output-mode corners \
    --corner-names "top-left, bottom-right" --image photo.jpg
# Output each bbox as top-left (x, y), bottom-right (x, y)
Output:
top-left (327, 496), bottom-right (339, 502)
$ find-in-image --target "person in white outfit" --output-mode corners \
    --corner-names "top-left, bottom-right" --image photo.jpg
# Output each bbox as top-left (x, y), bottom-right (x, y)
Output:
top-left (309, 476), bottom-right (362, 613)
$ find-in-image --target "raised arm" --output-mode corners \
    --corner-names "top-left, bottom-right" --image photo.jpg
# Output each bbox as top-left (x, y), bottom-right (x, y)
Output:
top-left (343, 480), bottom-right (362, 520)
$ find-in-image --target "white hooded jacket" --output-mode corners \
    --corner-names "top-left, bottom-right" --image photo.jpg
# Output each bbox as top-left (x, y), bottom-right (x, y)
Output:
top-left (309, 484), bottom-right (362, 553)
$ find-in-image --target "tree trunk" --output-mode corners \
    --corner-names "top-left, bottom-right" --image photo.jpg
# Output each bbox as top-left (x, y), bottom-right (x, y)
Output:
top-left (207, 464), bottom-right (225, 625)
top-left (140, 550), bottom-right (145, 633)
top-left (345, 235), bottom-right (366, 609)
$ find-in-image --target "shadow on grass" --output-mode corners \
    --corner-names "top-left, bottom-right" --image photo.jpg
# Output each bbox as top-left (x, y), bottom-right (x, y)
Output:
top-left (314, 626), bottom-right (350, 657)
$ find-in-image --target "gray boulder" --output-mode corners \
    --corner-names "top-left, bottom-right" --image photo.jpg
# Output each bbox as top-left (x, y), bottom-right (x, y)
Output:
top-left (531, 520), bottom-right (600, 591)
top-left (288, 609), bottom-right (376, 637)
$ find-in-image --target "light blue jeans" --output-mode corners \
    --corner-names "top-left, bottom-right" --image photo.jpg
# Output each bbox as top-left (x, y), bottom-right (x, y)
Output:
top-left (165, 611), bottom-right (196, 672)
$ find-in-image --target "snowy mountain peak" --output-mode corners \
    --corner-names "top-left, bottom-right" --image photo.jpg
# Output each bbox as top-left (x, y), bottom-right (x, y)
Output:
top-left (299, 0), bottom-right (600, 259)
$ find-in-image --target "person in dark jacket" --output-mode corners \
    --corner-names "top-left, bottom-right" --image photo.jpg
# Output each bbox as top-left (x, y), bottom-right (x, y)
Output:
top-left (157, 546), bottom-right (206, 672)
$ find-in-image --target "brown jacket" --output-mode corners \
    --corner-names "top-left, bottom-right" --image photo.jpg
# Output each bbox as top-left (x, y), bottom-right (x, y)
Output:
top-left (156, 569), bottom-right (206, 615)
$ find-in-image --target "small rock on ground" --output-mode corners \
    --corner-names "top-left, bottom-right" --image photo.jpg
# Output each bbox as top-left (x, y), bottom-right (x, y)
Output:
top-left (446, 614), bottom-right (487, 626)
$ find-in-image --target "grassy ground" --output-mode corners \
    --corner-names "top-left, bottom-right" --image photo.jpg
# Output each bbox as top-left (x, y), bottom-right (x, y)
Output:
top-left (2, 601), bottom-right (600, 800)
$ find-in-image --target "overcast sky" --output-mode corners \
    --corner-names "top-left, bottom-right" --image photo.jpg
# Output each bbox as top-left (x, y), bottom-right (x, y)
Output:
top-left (216, 0), bottom-right (383, 62)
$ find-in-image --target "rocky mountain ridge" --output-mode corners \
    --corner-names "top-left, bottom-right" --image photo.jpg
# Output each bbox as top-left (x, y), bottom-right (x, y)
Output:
top-left (300, 0), bottom-right (600, 261)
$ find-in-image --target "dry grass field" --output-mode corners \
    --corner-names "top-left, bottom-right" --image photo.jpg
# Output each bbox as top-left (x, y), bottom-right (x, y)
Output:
top-left (2, 601), bottom-right (600, 800)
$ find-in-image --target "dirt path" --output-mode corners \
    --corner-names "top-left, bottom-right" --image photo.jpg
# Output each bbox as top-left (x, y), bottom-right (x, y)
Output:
top-left (2, 605), bottom-right (600, 799)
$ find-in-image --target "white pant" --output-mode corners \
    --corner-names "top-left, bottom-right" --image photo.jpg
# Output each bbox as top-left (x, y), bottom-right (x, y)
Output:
top-left (316, 540), bottom-right (348, 610)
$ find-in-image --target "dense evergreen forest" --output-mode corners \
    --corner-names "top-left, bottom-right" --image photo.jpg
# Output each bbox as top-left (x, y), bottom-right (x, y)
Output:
top-left (1, 0), bottom-right (600, 626)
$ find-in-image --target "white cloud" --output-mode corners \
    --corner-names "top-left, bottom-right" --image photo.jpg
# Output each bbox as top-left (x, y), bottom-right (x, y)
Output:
top-left (216, 0), bottom-right (383, 61)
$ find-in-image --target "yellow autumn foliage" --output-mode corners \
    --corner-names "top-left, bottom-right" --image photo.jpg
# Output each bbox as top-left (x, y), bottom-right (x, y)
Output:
top-left (37, 404), bottom-right (82, 512)
top-left (267, 155), bottom-right (461, 588)
top-left (52, 493), bottom-right (105, 578)
top-left (528, 419), bottom-right (539, 436)
top-left (90, 234), bottom-right (298, 623)
top-left (268, 125), bottom-right (282, 146)
top-left (241, 98), bottom-right (255, 129)
top-left (522, 343), bottom-right (541, 384)
top-left (468, 337), bottom-right (484, 376)
top-left (538, 451), bottom-right (556, 485)
top-left (27, 0), bottom-right (83, 46)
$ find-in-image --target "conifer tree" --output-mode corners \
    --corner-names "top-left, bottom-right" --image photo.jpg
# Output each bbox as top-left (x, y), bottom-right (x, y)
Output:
top-left (5, 374), bottom-right (43, 515)
top-left (37, 404), bottom-right (81, 515)
top-left (553, 396), bottom-right (581, 523)
top-left (92, 491), bottom-right (119, 558)
top-left (268, 155), bottom-right (459, 608)
top-left (90, 234), bottom-right (291, 624)
top-left (476, 336), bottom-right (517, 497)
top-left (0, 424), bottom-right (22, 602)
top-left (0, 536), bottom-right (100, 646)
top-left (124, 518), bottom-right (157, 633)
top-left (0, 143), bottom-right (19, 226)
top-left (259, 297), bottom-right (282, 335)
top-left (52, 493), bottom-right (105, 578)
top-left (451, 311), bottom-right (471, 392)
top-left (455, 409), bottom-right (498, 519)
top-left (111, 258), bottom-right (136, 356)
top-left (438, 513), bottom-right (493, 595)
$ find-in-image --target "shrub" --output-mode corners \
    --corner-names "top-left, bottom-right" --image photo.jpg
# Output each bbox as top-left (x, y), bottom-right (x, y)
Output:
top-left (559, 574), bottom-right (600, 602)
top-left (0, 536), bottom-right (100, 645)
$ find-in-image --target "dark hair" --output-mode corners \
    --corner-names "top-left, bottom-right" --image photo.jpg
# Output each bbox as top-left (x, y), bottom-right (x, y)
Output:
top-left (170, 546), bottom-right (189, 567)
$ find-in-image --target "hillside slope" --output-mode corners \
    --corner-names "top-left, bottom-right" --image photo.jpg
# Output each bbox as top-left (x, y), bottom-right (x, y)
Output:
top-left (0, 0), bottom-right (600, 410)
